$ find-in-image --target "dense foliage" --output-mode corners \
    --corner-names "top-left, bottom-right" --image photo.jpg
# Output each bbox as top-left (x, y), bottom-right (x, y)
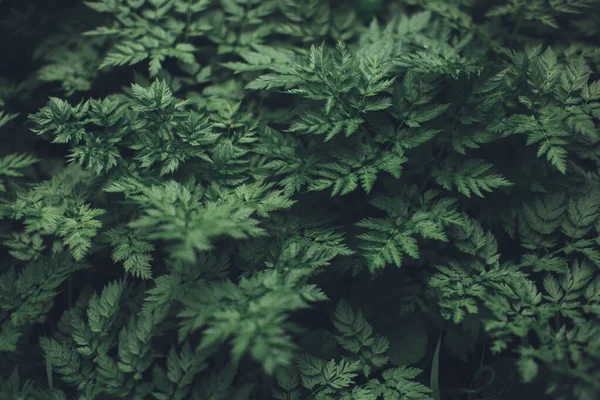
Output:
top-left (1, 0), bottom-right (600, 399)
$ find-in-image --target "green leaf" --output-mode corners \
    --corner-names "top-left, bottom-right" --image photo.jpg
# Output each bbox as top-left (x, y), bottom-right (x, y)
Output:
top-left (433, 158), bottom-right (513, 198)
top-left (518, 357), bottom-right (539, 383)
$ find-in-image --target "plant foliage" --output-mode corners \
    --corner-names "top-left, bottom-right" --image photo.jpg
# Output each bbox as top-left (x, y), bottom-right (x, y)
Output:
top-left (1, 0), bottom-right (600, 399)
